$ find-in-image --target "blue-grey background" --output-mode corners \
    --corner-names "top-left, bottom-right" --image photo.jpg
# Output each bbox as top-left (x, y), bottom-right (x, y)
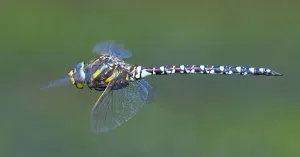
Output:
top-left (1, 1), bottom-right (299, 157)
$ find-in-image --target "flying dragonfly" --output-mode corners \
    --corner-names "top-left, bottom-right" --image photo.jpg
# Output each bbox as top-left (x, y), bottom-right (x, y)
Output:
top-left (44, 40), bottom-right (283, 133)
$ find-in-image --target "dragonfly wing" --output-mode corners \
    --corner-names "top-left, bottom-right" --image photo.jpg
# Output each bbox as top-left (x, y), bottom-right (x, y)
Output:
top-left (90, 76), bottom-right (150, 133)
top-left (92, 40), bottom-right (132, 59)
top-left (139, 79), bottom-right (156, 104)
top-left (41, 76), bottom-right (70, 90)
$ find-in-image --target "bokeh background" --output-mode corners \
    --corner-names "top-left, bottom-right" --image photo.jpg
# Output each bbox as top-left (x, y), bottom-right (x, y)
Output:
top-left (1, 0), bottom-right (299, 157)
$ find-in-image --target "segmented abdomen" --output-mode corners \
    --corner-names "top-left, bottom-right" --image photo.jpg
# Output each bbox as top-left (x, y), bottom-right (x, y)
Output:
top-left (133, 65), bottom-right (283, 79)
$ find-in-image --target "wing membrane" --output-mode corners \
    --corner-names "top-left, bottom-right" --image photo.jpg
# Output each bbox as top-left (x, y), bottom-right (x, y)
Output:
top-left (139, 79), bottom-right (156, 104)
top-left (90, 76), bottom-right (152, 133)
top-left (41, 76), bottom-right (70, 90)
top-left (92, 40), bottom-right (132, 59)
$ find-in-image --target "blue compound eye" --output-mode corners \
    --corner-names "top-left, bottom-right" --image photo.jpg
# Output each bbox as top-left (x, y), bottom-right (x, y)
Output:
top-left (76, 62), bottom-right (84, 70)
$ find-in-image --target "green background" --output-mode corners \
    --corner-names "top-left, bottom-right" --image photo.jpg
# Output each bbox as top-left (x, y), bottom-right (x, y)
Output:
top-left (1, 0), bottom-right (299, 157)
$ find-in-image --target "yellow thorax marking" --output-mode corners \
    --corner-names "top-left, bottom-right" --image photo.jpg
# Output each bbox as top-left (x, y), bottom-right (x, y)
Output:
top-left (105, 66), bottom-right (118, 83)
top-left (92, 58), bottom-right (100, 65)
top-left (92, 66), bottom-right (105, 79)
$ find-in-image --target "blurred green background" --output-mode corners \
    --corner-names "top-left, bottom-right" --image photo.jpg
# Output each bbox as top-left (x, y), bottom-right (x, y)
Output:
top-left (1, 0), bottom-right (299, 157)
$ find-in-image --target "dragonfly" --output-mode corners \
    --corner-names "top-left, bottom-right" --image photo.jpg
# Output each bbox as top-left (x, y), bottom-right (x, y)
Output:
top-left (44, 40), bottom-right (283, 133)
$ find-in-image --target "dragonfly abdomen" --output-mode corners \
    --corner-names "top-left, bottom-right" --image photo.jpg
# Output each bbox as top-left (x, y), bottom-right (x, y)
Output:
top-left (134, 65), bottom-right (283, 79)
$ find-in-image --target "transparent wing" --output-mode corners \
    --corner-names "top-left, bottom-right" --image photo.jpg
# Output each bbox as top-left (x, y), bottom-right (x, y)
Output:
top-left (90, 77), bottom-right (152, 133)
top-left (139, 79), bottom-right (156, 104)
top-left (40, 76), bottom-right (70, 90)
top-left (92, 40), bottom-right (132, 59)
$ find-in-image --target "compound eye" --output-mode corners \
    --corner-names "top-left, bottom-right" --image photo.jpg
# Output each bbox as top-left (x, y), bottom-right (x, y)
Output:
top-left (76, 62), bottom-right (85, 70)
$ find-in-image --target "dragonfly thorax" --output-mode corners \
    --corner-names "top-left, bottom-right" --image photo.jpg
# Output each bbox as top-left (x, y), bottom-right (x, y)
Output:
top-left (68, 62), bottom-right (86, 89)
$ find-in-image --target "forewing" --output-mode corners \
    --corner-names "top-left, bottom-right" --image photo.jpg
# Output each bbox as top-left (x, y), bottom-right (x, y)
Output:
top-left (41, 76), bottom-right (70, 90)
top-left (92, 40), bottom-right (132, 59)
top-left (90, 78), bottom-right (150, 133)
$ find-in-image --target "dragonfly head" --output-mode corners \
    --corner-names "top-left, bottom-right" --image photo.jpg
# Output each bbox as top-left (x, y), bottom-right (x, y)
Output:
top-left (68, 62), bottom-right (86, 89)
